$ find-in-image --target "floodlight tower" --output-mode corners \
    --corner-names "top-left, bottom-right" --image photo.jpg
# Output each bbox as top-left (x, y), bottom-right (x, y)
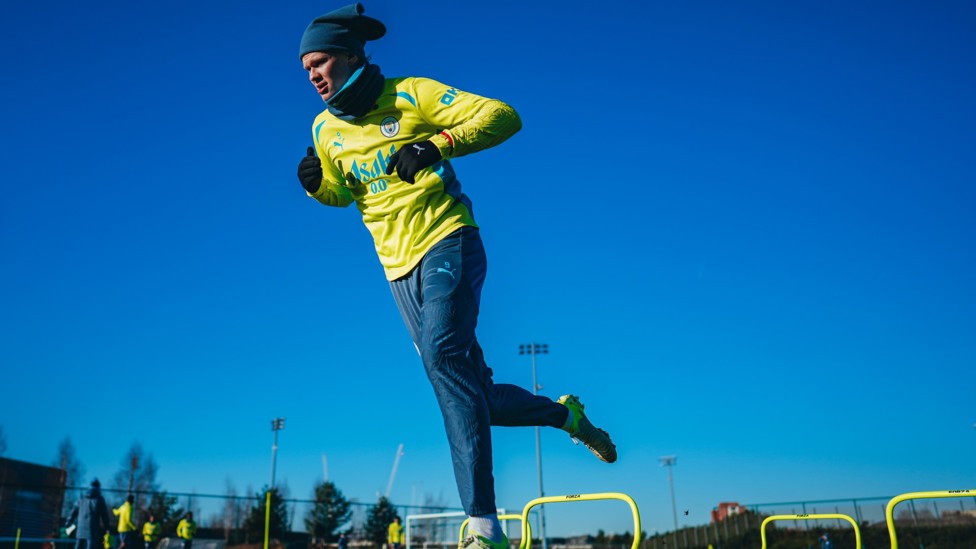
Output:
top-left (519, 343), bottom-right (549, 549)
top-left (659, 455), bottom-right (678, 545)
top-left (270, 417), bottom-right (286, 488)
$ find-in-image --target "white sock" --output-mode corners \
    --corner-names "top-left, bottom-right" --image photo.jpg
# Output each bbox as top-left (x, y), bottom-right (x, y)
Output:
top-left (468, 514), bottom-right (503, 543)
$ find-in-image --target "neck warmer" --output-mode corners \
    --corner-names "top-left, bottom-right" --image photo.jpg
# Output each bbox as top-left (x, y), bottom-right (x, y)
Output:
top-left (326, 63), bottom-right (385, 121)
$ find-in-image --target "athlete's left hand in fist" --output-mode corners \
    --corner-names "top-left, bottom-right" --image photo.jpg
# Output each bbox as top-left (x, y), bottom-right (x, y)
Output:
top-left (386, 140), bottom-right (441, 184)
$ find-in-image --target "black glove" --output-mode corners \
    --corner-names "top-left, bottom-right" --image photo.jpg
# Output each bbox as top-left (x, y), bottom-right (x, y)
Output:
top-left (385, 140), bottom-right (441, 184)
top-left (298, 146), bottom-right (323, 193)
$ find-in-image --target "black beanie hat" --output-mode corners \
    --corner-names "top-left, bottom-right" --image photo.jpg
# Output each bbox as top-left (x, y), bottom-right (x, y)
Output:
top-left (299, 3), bottom-right (386, 60)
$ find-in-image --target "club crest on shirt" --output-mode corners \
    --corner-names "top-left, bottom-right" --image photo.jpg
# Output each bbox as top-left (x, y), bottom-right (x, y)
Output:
top-left (380, 116), bottom-right (400, 138)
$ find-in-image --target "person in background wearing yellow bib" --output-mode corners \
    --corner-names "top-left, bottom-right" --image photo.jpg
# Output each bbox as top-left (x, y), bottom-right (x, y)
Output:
top-left (112, 495), bottom-right (136, 549)
top-left (387, 517), bottom-right (403, 549)
top-left (176, 513), bottom-right (196, 549)
top-left (142, 515), bottom-right (161, 549)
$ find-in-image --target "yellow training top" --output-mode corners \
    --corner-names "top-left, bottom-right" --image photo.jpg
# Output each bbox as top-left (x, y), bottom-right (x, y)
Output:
top-left (388, 521), bottom-right (404, 544)
top-left (142, 521), bottom-right (161, 542)
top-left (176, 519), bottom-right (196, 540)
top-left (112, 502), bottom-right (136, 533)
top-left (308, 76), bottom-right (521, 280)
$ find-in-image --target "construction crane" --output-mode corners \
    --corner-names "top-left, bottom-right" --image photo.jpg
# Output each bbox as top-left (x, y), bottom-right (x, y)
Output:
top-left (385, 443), bottom-right (405, 499)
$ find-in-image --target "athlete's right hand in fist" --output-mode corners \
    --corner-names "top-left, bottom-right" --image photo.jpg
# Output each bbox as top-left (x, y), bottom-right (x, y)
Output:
top-left (298, 146), bottom-right (323, 193)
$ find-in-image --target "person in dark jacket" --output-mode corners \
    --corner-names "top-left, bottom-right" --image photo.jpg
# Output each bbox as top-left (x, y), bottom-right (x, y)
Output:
top-left (67, 479), bottom-right (111, 549)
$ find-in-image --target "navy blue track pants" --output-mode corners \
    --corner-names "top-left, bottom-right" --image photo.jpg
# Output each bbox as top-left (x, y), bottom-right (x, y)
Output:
top-left (389, 226), bottom-right (568, 516)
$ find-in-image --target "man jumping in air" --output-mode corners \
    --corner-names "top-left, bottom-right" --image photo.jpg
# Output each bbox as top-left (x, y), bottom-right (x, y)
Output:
top-left (296, 5), bottom-right (617, 549)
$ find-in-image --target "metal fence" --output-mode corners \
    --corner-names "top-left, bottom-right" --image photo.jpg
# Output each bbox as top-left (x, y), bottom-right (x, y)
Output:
top-left (6, 486), bottom-right (976, 549)
top-left (636, 494), bottom-right (976, 549)
top-left (745, 494), bottom-right (976, 528)
top-left (3, 484), bottom-right (459, 545)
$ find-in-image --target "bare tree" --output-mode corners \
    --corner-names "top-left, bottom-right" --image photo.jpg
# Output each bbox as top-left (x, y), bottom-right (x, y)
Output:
top-left (221, 478), bottom-right (244, 543)
top-left (111, 442), bottom-right (160, 512)
top-left (415, 492), bottom-right (449, 543)
top-left (53, 436), bottom-right (86, 518)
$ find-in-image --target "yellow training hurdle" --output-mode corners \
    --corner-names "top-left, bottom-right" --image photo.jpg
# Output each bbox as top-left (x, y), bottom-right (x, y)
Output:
top-left (760, 514), bottom-right (861, 548)
top-left (457, 493), bottom-right (641, 549)
top-left (885, 489), bottom-right (975, 549)
top-left (519, 493), bottom-right (641, 549)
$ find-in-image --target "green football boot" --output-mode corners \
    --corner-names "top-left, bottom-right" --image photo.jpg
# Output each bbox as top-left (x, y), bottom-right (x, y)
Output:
top-left (558, 394), bottom-right (617, 463)
top-left (458, 534), bottom-right (509, 549)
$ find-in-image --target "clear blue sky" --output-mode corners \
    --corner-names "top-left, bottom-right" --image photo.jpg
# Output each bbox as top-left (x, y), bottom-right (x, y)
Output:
top-left (2, 0), bottom-right (974, 538)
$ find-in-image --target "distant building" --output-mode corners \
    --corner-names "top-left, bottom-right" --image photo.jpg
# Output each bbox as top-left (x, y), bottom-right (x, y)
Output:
top-left (0, 457), bottom-right (66, 537)
top-left (554, 535), bottom-right (593, 548)
top-left (711, 502), bottom-right (745, 523)
top-left (941, 509), bottom-right (976, 524)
